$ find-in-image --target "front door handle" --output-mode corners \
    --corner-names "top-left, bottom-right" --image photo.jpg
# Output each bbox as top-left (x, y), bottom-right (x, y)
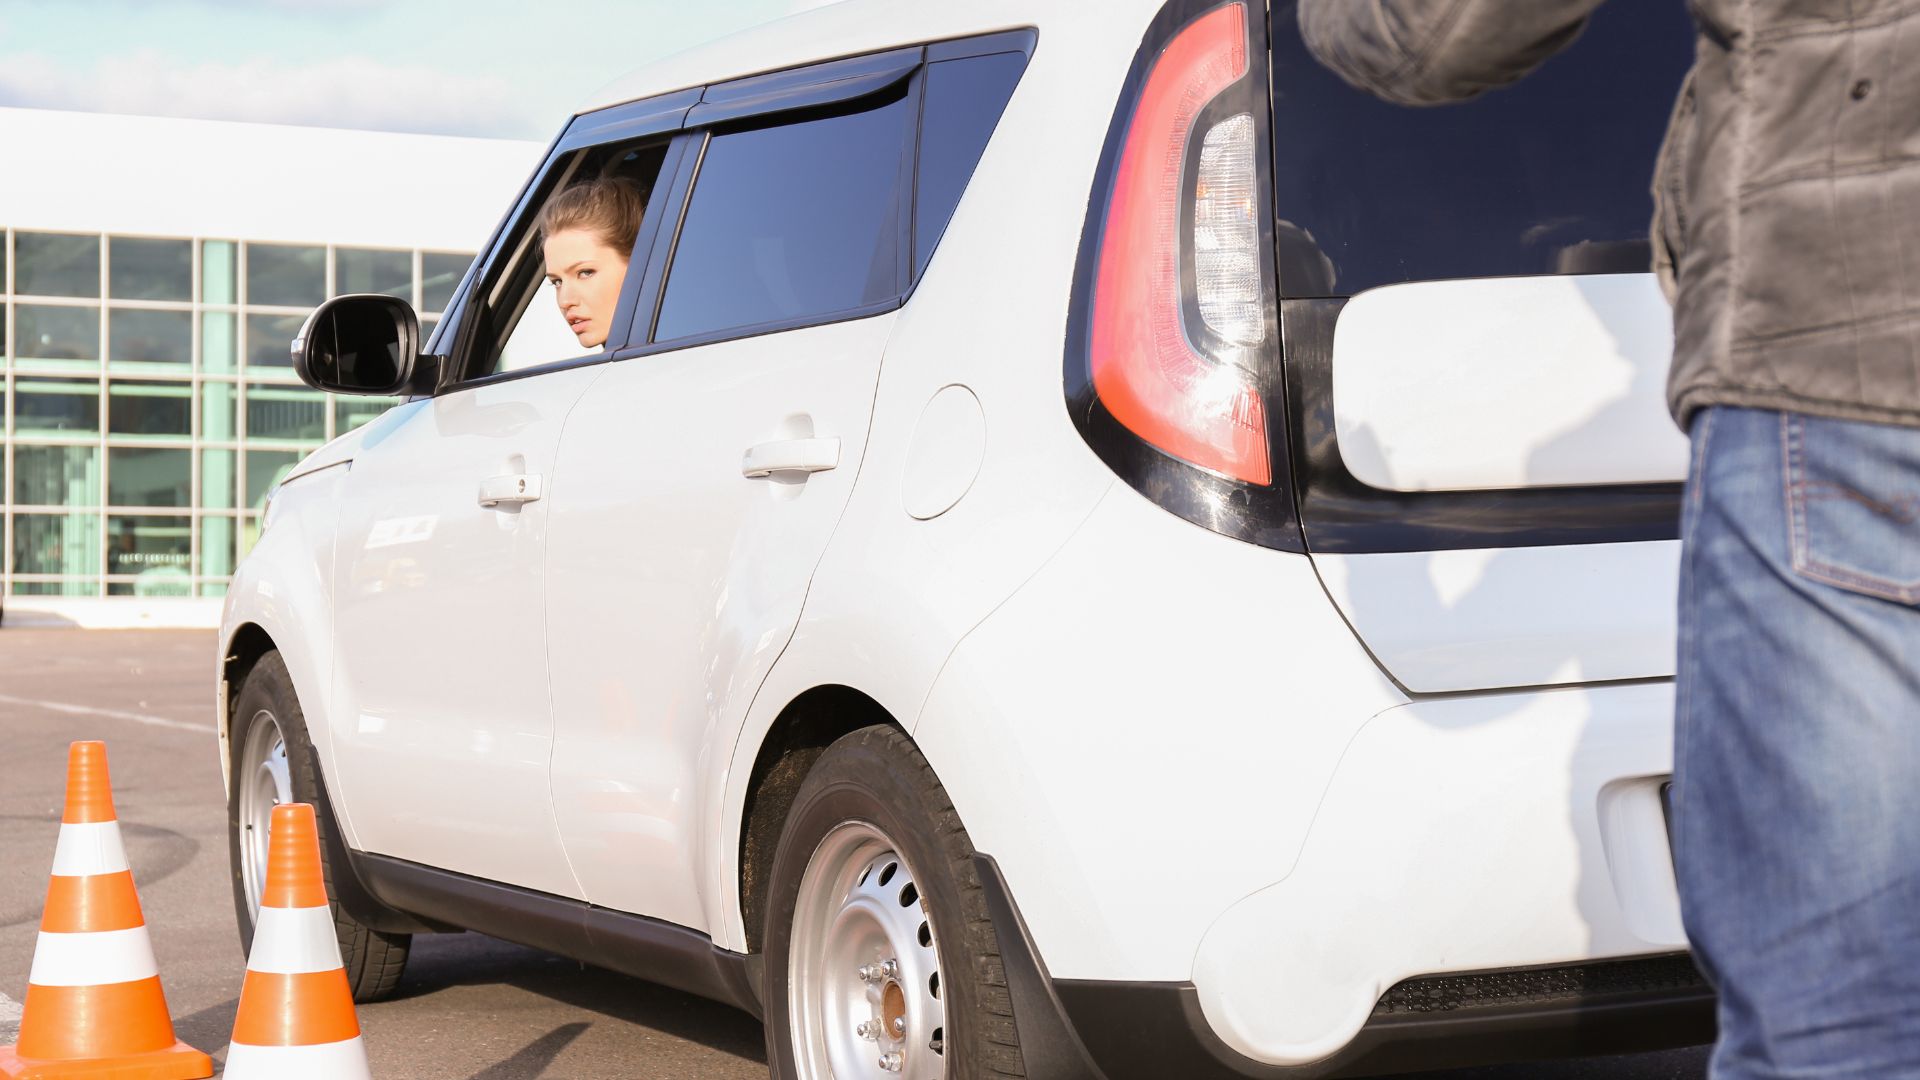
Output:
top-left (478, 473), bottom-right (544, 508)
top-left (742, 437), bottom-right (840, 479)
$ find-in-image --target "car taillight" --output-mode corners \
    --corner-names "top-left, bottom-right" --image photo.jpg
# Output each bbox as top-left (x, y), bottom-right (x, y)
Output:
top-left (1088, 2), bottom-right (1269, 486)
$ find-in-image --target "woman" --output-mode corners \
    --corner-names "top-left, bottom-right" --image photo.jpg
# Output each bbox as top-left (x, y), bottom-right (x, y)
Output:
top-left (535, 176), bottom-right (646, 350)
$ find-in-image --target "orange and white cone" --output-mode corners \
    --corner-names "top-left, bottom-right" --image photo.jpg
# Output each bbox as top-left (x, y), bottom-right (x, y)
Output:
top-left (222, 802), bottom-right (371, 1079)
top-left (0, 740), bottom-right (214, 1079)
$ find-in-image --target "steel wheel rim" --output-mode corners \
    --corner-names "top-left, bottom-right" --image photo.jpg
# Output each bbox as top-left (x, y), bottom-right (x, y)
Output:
top-left (789, 821), bottom-right (947, 1079)
top-left (238, 709), bottom-right (291, 924)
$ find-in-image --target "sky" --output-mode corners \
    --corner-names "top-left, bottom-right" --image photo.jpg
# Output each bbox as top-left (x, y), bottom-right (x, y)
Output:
top-left (0, 0), bottom-right (820, 142)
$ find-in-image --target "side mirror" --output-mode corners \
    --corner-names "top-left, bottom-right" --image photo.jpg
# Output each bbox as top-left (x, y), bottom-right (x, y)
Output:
top-left (292, 294), bottom-right (437, 396)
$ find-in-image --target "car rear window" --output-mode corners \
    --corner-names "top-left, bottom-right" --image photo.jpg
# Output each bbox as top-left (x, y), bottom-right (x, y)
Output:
top-left (654, 90), bottom-right (913, 342)
top-left (1267, 0), bottom-right (1695, 297)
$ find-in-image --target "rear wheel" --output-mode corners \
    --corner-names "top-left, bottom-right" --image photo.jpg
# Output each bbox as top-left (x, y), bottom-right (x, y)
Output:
top-left (764, 725), bottom-right (1024, 1079)
top-left (226, 649), bottom-right (411, 1001)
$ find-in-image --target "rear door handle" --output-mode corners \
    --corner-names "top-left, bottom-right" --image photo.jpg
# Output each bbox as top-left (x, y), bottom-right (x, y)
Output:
top-left (742, 437), bottom-right (840, 479)
top-left (478, 473), bottom-right (544, 508)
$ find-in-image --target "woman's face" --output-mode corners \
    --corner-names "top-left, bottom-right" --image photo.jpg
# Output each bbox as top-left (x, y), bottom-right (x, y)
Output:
top-left (543, 228), bottom-right (630, 350)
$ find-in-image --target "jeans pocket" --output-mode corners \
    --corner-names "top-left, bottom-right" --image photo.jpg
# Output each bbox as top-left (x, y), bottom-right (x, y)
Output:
top-left (1784, 412), bottom-right (1920, 604)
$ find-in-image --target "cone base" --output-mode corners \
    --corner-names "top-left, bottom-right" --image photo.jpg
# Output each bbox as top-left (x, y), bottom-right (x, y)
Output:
top-left (0, 1041), bottom-right (213, 1080)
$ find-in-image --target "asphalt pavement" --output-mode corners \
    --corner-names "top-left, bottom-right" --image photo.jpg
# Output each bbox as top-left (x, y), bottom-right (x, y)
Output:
top-left (0, 628), bottom-right (1710, 1079)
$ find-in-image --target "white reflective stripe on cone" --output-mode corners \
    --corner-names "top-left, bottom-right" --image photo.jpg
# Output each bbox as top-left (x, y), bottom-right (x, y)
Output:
top-left (248, 905), bottom-right (346, 975)
top-left (223, 1037), bottom-right (372, 1080)
top-left (28, 927), bottom-right (159, 986)
top-left (49, 822), bottom-right (130, 877)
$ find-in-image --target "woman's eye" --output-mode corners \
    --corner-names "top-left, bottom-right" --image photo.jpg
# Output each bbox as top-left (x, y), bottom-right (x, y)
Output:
top-left (579, 269), bottom-right (595, 280)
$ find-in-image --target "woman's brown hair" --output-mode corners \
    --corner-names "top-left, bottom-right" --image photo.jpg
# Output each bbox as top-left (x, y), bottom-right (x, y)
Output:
top-left (535, 177), bottom-right (646, 254)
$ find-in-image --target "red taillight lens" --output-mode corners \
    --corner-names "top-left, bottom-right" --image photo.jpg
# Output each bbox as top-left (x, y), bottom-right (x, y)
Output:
top-left (1088, 2), bottom-right (1269, 485)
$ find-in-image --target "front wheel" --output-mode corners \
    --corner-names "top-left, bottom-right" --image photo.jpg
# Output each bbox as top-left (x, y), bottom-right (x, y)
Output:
top-left (226, 649), bottom-right (411, 1001)
top-left (764, 726), bottom-right (1026, 1080)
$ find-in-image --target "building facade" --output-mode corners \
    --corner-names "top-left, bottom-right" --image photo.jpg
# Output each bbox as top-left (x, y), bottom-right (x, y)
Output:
top-left (0, 107), bottom-right (541, 602)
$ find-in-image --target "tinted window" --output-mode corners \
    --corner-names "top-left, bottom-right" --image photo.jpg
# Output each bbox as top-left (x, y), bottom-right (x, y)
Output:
top-left (656, 91), bottom-right (912, 342)
top-left (915, 52), bottom-right (1026, 278)
top-left (1269, 0), bottom-right (1694, 296)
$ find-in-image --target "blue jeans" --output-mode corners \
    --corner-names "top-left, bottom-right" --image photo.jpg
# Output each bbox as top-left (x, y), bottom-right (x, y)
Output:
top-left (1676, 406), bottom-right (1920, 1079)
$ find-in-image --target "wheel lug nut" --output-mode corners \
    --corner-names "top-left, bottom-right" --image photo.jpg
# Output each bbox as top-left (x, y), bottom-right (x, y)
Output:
top-left (881, 958), bottom-right (899, 979)
top-left (857, 1019), bottom-right (881, 1040)
top-left (878, 1051), bottom-right (903, 1072)
top-left (891, 1016), bottom-right (906, 1037)
top-left (859, 963), bottom-right (883, 982)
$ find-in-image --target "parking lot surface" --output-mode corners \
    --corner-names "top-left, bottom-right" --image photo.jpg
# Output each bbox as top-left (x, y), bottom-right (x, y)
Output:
top-left (0, 629), bottom-right (1709, 1078)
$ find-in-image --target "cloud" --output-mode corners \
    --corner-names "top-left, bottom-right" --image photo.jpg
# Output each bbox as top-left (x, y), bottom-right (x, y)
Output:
top-left (0, 49), bottom-right (547, 139)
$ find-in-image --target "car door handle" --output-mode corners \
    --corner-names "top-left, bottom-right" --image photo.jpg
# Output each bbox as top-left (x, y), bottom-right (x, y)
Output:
top-left (478, 473), bottom-right (544, 508)
top-left (742, 437), bottom-right (840, 479)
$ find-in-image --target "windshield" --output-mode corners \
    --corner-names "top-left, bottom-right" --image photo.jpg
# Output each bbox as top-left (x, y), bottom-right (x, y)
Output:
top-left (1268, 0), bottom-right (1695, 297)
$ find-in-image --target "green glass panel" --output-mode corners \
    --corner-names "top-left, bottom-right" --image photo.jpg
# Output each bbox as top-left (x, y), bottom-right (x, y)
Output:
top-left (201, 381), bottom-right (237, 441)
top-left (245, 313), bottom-right (304, 369)
top-left (246, 243), bottom-right (324, 307)
top-left (245, 451), bottom-right (300, 512)
top-left (199, 515), bottom-right (236, 580)
top-left (106, 515), bottom-right (191, 584)
top-left (198, 581), bottom-right (229, 599)
top-left (334, 396), bottom-right (400, 434)
top-left (16, 304), bottom-right (99, 363)
top-left (336, 248), bottom-right (412, 300)
top-left (201, 241), bottom-right (237, 305)
top-left (108, 381), bottom-right (192, 439)
top-left (14, 579), bottom-right (102, 597)
top-left (201, 311), bottom-right (236, 375)
top-left (108, 309), bottom-right (192, 369)
top-left (201, 448), bottom-right (236, 509)
top-left (247, 383), bottom-right (325, 442)
top-left (108, 238), bottom-right (192, 301)
top-left (421, 252), bottom-right (472, 312)
top-left (11, 444), bottom-right (101, 507)
top-left (108, 447), bottom-right (191, 507)
top-left (11, 512), bottom-right (100, 577)
top-left (12, 379), bottom-right (100, 434)
top-left (15, 233), bottom-right (100, 298)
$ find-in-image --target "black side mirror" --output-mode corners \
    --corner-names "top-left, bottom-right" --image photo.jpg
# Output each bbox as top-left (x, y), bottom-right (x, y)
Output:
top-left (292, 294), bottom-right (436, 396)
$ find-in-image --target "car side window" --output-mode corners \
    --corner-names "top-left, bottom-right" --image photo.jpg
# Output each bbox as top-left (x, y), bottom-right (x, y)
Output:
top-left (652, 89), bottom-right (914, 343)
top-left (912, 51), bottom-right (1027, 279)
top-left (465, 141), bottom-right (672, 381)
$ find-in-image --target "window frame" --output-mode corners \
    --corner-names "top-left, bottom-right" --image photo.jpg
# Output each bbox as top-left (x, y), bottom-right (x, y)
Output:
top-left (431, 29), bottom-right (1036, 393)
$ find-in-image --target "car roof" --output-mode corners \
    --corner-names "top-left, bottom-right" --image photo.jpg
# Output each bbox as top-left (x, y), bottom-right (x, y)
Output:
top-left (576, 0), bottom-right (1047, 117)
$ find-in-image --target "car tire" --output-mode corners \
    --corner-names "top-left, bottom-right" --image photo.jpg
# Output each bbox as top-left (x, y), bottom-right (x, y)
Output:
top-left (226, 649), bottom-right (411, 1002)
top-left (764, 724), bottom-right (1025, 1079)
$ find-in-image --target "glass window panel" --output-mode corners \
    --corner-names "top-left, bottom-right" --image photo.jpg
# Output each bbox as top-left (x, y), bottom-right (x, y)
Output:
top-left (11, 512), bottom-right (100, 577)
top-left (246, 384), bottom-right (325, 442)
top-left (15, 232), bottom-right (100, 297)
top-left (106, 515), bottom-right (191, 584)
top-left (335, 396), bottom-right (400, 434)
top-left (656, 93), bottom-right (911, 342)
top-left (12, 379), bottom-right (100, 434)
top-left (108, 447), bottom-right (191, 507)
top-left (336, 248), bottom-right (412, 300)
top-left (200, 515), bottom-right (236, 581)
top-left (246, 313), bottom-right (304, 369)
top-left (199, 581), bottom-right (229, 599)
top-left (11, 444), bottom-right (101, 507)
top-left (201, 311), bottom-right (236, 374)
top-left (915, 52), bottom-right (1027, 278)
top-left (200, 381), bottom-right (237, 442)
top-left (16, 304), bottom-right (99, 362)
top-left (246, 244), bottom-right (324, 307)
top-left (245, 452), bottom-right (300, 512)
top-left (108, 309), bottom-right (192, 367)
top-left (108, 381), bottom-right (192, 438)
top-left (421, 252), bottom-right (472, 312)
top-left (202, 240), bottom-right (237, 304)
top-left (201, 448), bottom-right (236, 509)
top-left (108, 237), bottom-right (192, 301)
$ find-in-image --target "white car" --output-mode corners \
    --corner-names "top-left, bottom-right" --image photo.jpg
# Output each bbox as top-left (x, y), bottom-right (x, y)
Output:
top-left (217, 1), bottom-right (1712, 1076)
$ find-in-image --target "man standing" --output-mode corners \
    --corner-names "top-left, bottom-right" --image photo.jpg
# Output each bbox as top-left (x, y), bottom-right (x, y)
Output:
top-left (1297, 2), bottom-right (1920, 1077)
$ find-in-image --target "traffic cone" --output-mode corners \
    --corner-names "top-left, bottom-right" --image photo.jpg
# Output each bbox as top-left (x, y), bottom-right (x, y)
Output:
top-left (0, 741), bottom-right (213, 1079)
top-left (222, 803), bottom-right (371, 1079)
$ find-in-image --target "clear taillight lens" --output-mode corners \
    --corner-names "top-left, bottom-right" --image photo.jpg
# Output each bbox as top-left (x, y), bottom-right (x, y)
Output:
top-left (1088, 2), bottom-right (1269, 486)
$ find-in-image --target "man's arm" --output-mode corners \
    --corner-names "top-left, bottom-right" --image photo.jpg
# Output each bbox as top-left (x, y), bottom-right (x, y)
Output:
top-left (1296, 0), bottom-right (1607, 106)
